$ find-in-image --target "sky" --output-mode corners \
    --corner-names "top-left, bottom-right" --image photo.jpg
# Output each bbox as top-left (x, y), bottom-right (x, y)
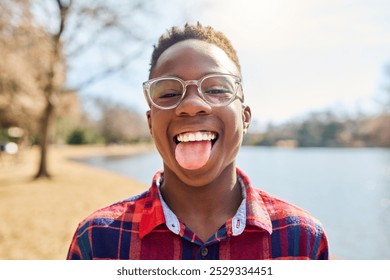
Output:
top-left (75, 0), bottom-right (390, 129)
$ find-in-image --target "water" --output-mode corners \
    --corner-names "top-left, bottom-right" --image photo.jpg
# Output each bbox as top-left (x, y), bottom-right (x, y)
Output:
top-left (77, 147), bottom-right (390, 260)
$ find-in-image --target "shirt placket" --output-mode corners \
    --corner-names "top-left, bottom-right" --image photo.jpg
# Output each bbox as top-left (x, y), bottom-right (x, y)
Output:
top-left (180, 224), bottom-right (229, 260)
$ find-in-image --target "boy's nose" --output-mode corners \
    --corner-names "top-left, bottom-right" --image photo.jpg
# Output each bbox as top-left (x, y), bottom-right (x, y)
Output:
top-left (175, 85), bottom-right (212, 116)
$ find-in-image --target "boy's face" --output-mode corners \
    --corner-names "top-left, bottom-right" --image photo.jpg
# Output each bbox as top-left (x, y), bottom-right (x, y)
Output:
top-left (146, 39), bottom-right (251, 186)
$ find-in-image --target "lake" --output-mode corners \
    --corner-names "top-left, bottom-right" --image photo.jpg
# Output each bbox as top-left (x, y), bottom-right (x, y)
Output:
top-left (77, 146), bottom-right (390, 260)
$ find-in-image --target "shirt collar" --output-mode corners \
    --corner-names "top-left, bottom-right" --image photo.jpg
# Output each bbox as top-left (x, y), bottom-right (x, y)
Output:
top-left (156, 177), bottom-right (181, 235)
top-left (229, 175), bottom-right (247, 236)
top-left (139, 168), bottom-right (272, 239)
top-left (236, 167), bottom-right (273, 234)
top-left (138, 171), bottom-right (166, 239)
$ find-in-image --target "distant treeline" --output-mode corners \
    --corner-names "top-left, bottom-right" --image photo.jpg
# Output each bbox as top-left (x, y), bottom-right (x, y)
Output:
top-left (243, 112), bottom-right (390, 148)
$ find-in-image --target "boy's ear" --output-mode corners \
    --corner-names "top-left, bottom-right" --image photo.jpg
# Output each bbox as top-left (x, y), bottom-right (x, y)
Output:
top-left (146, 110), bottom-right (153, 136)
top-left (242, 105), bottom-right (251, 134)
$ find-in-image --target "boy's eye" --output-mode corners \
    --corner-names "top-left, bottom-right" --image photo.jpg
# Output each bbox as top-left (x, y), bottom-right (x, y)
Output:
top-left (159, 92), bottom-right (182, 99)
top-left (151, 79), bottom-right (183, 100)
top-left (205, 88), bottom-right (231, 95)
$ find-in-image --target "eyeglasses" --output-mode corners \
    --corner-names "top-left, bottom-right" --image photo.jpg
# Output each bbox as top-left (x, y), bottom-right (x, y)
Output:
top-left (143, 73), bottom-right (243, 110)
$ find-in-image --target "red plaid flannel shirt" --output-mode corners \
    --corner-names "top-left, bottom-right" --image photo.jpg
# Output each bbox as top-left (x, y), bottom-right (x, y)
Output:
top-left (67, 168), bottom-right (329, 259)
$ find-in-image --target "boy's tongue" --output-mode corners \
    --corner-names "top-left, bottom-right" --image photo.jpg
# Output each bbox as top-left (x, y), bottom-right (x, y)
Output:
top-left (175, 140), bottom-right (212, 170)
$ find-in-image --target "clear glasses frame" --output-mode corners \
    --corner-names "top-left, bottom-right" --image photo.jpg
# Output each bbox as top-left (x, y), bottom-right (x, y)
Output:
top-left (143, 73), bottom-right (243, 110)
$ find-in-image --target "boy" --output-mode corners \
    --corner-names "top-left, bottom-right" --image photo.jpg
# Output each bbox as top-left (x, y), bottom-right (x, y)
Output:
top-left (67, 23), bottom-right (329, 260)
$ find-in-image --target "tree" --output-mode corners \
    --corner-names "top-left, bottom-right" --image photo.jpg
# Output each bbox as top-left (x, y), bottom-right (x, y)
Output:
top-left (0, 0), bottom-right (171, 178)
top-left (94, 98), bottom-right (150, 144)
top-left (0, 1), bottom-right (49, 144)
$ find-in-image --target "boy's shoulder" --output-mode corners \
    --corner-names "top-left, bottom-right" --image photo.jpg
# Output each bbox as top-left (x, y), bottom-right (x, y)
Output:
top-left (77, 189), bottom-right (151, 229)
top-left (251, 187), bottom-right (329, 260)
top-left (256, 188), bottom-right (324, 230)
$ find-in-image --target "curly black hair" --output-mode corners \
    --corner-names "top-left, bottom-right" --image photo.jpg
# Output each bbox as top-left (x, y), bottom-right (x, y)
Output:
top-left (149, 22), bottom-right (241, 78)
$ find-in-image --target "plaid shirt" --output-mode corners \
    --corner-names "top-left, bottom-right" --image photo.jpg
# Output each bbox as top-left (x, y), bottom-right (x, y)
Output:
top-left (67, 168), bottom-right (328, 260)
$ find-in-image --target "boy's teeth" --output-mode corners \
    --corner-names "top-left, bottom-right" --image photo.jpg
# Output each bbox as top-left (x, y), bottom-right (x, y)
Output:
top-left (177, 131), bottom-right (216, 143)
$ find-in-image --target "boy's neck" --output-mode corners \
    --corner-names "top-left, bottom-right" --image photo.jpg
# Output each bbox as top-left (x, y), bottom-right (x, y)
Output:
top-left (160, 163), bottom-right (243, 241)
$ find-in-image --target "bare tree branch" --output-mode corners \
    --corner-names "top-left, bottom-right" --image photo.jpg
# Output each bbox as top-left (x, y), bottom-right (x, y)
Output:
top-left (76, 46), bottom-right (145, 91)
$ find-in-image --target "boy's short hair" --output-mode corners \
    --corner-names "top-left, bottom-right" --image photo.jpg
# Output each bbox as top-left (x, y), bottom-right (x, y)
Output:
top-left (149, 22), bottom-right (241, 78)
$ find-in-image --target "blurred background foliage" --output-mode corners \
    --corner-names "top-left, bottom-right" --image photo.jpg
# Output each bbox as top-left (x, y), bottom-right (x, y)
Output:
top-left (244, 110), bottom-right (390, 148)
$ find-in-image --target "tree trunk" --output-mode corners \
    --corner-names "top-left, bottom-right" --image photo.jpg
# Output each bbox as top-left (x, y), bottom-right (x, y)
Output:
top-left (34, 99), bottom-right (54, 179)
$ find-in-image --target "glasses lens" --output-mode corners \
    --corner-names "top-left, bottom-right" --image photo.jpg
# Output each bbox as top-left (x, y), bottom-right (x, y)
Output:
top-left (201, 75), bottom-right (238, 105)
top-left (149, 79), bottom-right (183, 108)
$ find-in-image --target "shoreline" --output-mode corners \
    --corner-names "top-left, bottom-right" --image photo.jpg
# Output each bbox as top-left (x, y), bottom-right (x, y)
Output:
top-left (0, 144), bottom-right (152, 260)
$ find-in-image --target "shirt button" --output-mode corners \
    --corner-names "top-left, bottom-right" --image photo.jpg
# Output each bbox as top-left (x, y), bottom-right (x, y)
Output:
top-left (201, 247), bottom-right (208, 257)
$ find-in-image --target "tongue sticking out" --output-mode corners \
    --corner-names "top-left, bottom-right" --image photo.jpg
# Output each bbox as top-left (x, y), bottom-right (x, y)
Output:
top-left (175, 140), bottom-right (212, 170)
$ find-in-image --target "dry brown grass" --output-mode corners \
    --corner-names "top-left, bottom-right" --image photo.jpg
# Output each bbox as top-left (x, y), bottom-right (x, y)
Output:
top-left (0, 144), bottom-right (151, 259)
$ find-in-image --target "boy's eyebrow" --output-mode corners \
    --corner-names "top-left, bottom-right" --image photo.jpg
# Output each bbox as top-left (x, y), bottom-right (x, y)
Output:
top-left (155, 71), bottom-right (239, 80)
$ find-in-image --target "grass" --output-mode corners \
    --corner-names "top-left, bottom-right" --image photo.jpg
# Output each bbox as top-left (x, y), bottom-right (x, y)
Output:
top-left (0, 144), bottom-right (151, 259)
